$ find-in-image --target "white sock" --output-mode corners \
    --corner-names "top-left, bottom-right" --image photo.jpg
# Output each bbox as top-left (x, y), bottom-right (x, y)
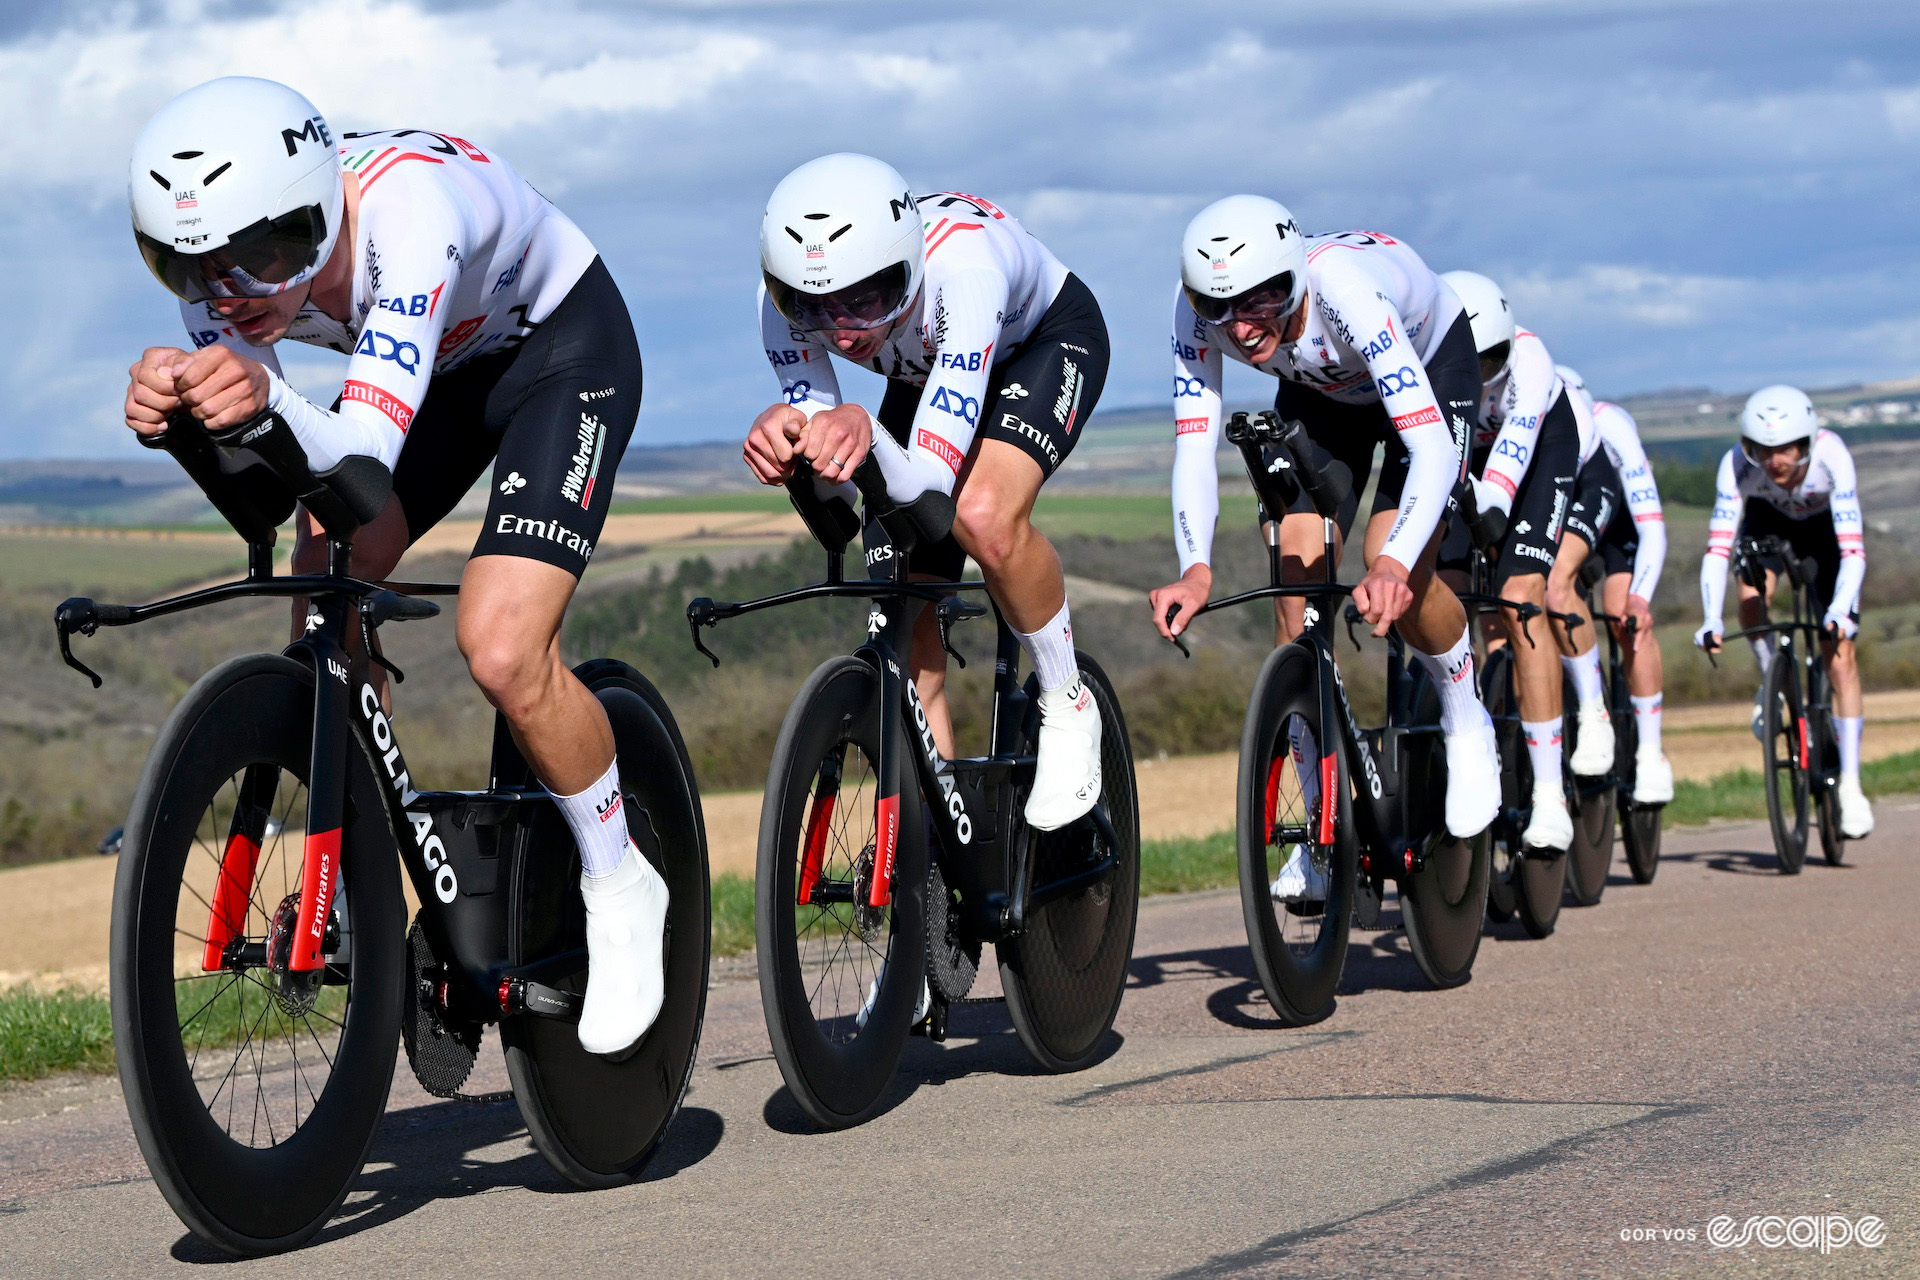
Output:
top-left (553, 758), bottom-right (631, 879)
top-left (1562, 646), bottom-right (1605, 709)
top-left (1288, 717), bottom-right (1320, 816)
top-left (1410, 631), bottom-right (1484, 735)
top-left (1524, 719), bottom-right (1564, 788)
top-left (1631, 694), bottom-right (1664, 755)
top-left (1017, 600), bottom-right (1078, 694)
top-left (1749, 635), bottom-right (1774, 675)
top-left (1838, 716), bottom-right (1863, 783)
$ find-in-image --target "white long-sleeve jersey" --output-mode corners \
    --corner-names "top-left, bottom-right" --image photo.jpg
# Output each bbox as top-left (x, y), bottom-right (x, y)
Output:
top-left (185, 129), bottom-right (596, 472)
top-left (1591, 400), bottom-right (1666, 600)
top-left (760, 191), bottom-right (1068, 503)
top-left (1699, 431), bottom-right (1865, 629)
top-left (1169, 229), bottom-right (1465, 573)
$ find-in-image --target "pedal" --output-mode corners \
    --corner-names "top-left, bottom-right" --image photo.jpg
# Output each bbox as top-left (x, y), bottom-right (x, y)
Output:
top-left (497, 976), bottom-right (583, 1022)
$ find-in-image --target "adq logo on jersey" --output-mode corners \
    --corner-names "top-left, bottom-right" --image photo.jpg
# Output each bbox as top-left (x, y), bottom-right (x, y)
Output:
top-left (355, 328), bottom-right (420, 375)
top-left (561, 413), bottom-right (606, 509)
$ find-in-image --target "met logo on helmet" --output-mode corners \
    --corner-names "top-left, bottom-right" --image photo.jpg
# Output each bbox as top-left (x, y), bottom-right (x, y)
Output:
top-left (281, 116), bottom-right (333, 157)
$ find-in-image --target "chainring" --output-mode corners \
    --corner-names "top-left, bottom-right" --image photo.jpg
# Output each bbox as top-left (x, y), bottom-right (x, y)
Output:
top-left (401, 918), bottom-right (485, 1099)
top-left (925, 859), bottom-right (981, 1003)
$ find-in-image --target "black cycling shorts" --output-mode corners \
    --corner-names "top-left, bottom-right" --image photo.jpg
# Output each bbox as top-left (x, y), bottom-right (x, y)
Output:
top-left (1439, 386), bottom-right (1580, 585)
top-left (385, 256), bottom-right (642, 577)
top-left (877, 272), bottom-right (1109, 578)
top-left (1742, 499), bottom-right (1854, 624)
top-left (1274, 312), bottom-right (1478, 541)
top-left (1563, 450), bottom-right (1623, 551)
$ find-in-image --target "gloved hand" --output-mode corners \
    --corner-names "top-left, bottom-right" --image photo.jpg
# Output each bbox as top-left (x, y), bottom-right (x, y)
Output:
top-left (1694, 620), bottom-right (1724, 652)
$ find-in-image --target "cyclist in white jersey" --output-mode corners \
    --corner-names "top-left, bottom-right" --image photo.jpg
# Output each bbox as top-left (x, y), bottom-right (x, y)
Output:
top-left (121, 78), bottom-right (666, 1056)
top-left (1548, 369), bottom-right (1674, 803)
top-left (1432, 271), bottom-right (1587, 850)
top-left (1696, 386), bottom-right (1872, 836)
top-left (1150, 195), bottom-right (1501, 895)
top-left (745, 154), bottom-right (1110, 831)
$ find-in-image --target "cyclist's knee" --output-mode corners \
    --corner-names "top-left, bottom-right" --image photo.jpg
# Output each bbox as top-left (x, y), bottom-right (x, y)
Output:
top-left (953, 490), bottom-right (1028, 572)
top-left (458, 629), bottom-right (557, 717)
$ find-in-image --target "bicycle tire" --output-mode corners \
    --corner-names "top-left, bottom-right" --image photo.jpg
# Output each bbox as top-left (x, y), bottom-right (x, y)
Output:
top-left (1480, 647), bottom-right (1520, 924)
top-left (1811, 698), bottom-right (1846, 867)
top-left (112, 654), bottom-right (405, 1257)
top-left (1622, 804), bottom-right (1663, 884)
top-left (1762, 649), bottom-right (1809, 874)
top-left (499, 660), bottom-right (710, 1187)
top-left (1397, 674), bottom-right (1489, 988)
top-left (1234, 644), bottom-right (1355, 1025)
top-left (1000, 655), bottom-right (1141, 1071)
top-left (757, 655), bottom-right (928, 1129)
top-left (1562, 676), bottom-right (1616, 907)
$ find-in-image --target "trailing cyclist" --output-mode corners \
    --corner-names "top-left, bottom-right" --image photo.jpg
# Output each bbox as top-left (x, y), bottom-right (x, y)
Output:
top-left (1695, 386), bottom-right (1873, 838)
top-left (1551, 368), bottom-right (1674, 803)
top-left (745, 154), bottom-right (1109, 831)
top-left (1150, 196), bottom-right (1502, 904)
top-left (122, 77), bottom-right (667, 1056)
top-left (1435, 270), bottom-right (1587, 852)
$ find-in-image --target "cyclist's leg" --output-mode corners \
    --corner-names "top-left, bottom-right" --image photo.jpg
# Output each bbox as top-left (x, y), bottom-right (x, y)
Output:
top-left (451, 258), bottom-right (660, 1054)
top-left (1799, 515), bottom-right (1871, 831)
top-left (956, 274), bottom-right (1110, 828)
top-left (1270, 382), bottom-right (1372, 643)
top-left (1554, 455), bottom-right (1617, 774)
top-left (1607, 568), bottom-right (1673, 798)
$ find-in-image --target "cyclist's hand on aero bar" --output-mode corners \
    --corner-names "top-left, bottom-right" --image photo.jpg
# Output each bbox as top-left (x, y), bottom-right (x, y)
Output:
top-left (172, 345), bottom-right (271, 432)
top-left (125, 347), bottom-right (190, 437)
top-left (1353, 555), bottom-right (1413, 638)
top-left (1693, 620), bottom-right (1723, 654)
top-left (743, 403), bottom-right (809, 485)
top-left (1624, 594), bottom-right (1654, 650)
top-left (1150, 564), bottom-right (1213, 640)
top-left (797, 403), bottom-right (874, 488)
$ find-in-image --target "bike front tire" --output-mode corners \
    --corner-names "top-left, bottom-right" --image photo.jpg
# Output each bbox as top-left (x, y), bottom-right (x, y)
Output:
top-left (1762, 650), bottom-right (1810, 874)
top-left (112, 654), bottom-right (406, 1257)
top-left (1397, 673), bottom-right (1490, 988)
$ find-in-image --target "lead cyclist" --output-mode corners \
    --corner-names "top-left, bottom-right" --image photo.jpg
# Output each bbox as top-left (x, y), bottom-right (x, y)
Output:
top-left (121, 78), bottom-right (666, 1056)
top-left (743, 153), bottom-right (1109, 832)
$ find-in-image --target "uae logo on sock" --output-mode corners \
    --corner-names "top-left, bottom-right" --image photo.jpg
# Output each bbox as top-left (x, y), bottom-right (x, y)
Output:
top-left (596, 790), bottom-right (623, 823)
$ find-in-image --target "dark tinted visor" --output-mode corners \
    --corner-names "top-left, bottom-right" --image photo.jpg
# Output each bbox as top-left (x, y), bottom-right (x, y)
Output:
top-left (1478, 340), bottom-right (1512, 383)
top-left (766, 262), bottom-right (913, 333)
top-left (1184, 270), bottom-right (1299, 325)
top-left (136, 204), bottom-right (328, 302)
top-left (1741, 437), bottom-right (1811, 463)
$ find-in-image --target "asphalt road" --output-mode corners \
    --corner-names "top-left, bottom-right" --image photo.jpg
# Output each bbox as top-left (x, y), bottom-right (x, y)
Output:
top-left (4, 806), bottom-right (1917, 1279)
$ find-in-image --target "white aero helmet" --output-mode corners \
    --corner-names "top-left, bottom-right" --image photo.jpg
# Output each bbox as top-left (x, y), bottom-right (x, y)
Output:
top-left (1179, 194), bottom-right (1308, 325)
top-left (1441, 270), bottom-right (1515, 384)
top-left (130, 77), bottom-right (343, 303)
top-left (761, 153), bottom-right (923, 333)
top-left (1555, 363), bottom-right (1593, 411)
top-left (1740, 384), bottom-right (1818, 449)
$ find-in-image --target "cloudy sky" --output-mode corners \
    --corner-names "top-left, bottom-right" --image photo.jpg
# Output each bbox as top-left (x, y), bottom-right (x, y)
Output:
top-left (3, 0), bottom-right (1917, 457)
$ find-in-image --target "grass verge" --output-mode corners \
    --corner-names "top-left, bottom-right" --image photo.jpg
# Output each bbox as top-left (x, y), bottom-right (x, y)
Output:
top-left (0, 987), bottom-right (114, 1081)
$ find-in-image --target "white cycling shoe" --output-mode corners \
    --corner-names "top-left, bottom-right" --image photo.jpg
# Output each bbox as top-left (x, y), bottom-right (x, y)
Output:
top-left (855, 974), bottom-right (931, 1030)
top-left (1024, 679), bottom-right (1102, 831)
top-left (1269, 843), bottom-right (1329, 903)
top-left (1570, 702), bottom-right (1616, 777)
top-left (1634, 748), bottom-right (1675, 805)
top-left (1443, 719), bottom-right (1502, 838)
top-left (577, 840), bottom-right (670, 1057)
top-left (1839, 777), bottom-right (1875, 838)
top-left (1751, 689), bottom-right (1766, 742)
top-left (1522, 780), bottom-right (1574, 852)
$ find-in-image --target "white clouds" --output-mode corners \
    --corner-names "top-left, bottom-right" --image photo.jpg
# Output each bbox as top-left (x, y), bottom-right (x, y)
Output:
top-left (1507, 264), bottom-right (1754, 330)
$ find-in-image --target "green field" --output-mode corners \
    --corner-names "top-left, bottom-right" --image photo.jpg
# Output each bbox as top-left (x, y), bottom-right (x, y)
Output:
top-left (0, 531), bottom-right (251, 598)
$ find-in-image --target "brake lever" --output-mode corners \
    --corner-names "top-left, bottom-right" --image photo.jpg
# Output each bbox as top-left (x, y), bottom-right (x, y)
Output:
top-left (356, 605), bottom-right (406, 684)
top-left (1509, 600), bottom-right (1541, 648)
top-left (1164, 605), bottom-right (1190, 659)
top-left (54, 599), bottom-right (104, 688)
top-left (686, 598), bottom-right (722, 668)
top-left (1343, 603), bottom-right (1364, 652)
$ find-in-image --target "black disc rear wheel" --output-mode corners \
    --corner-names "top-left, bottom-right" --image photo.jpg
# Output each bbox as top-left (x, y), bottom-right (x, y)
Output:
top-left (1235, 644), bottom-right (1355, 1025)
top-left (1812, 702), bottom-right (1847, 867)
top-left (112, 655), bottom-right (405, 1257)
top-left (498, 660), bottom-right (710, 1186)
top-left (757, 657), bottom-right (928, 1129)
top-left (1762, 650), bottom-right (1809, 874)
top-left (1001, 655), bottom-right (1141, 1072)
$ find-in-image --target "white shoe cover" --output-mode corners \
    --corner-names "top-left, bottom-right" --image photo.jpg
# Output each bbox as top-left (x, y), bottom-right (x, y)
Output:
top-left (577, 840), bottom-right (670, 1057)
top-left (1025, 679), bottom-right (1103, 831)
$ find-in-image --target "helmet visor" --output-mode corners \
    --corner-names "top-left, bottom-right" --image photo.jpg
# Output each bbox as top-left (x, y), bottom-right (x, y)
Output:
top-left (766, 262), bottom-right (914, 333)
top-left (1478, 340), bottom-right (1512, 384)
top-left (1741, 436), bottom-right (1810, 464)
top-left (1184, 270), bottom-right (1300, 326)
top-left (136, 204), bottom-right (328, 303)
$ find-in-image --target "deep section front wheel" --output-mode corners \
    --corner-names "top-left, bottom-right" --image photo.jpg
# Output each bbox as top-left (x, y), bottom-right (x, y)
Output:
top-left (1481, 647), bottom-right (1520, 924)
top-left (757, 656), bottom-right (928, 1129)
top-left (1000, 655), bottom-right (1142, 1072)
top-left (498, 660), bottom-right (710, 1187)
top-left (1235, 644), bottom-right (1355, 1025)
top-left (1811, 703), bottom-right (1846, 867)
top-left (112, 654), bottom-right (406, 1257)
top-left (1762, 650), bottom-right (1809, 874)
top-left (1397, 674), bottom-right (1489, 988)
top-left (1562, 676), bottom-right (1616, 907)
top-left (1622, 804), bottom-right (1663, 884)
